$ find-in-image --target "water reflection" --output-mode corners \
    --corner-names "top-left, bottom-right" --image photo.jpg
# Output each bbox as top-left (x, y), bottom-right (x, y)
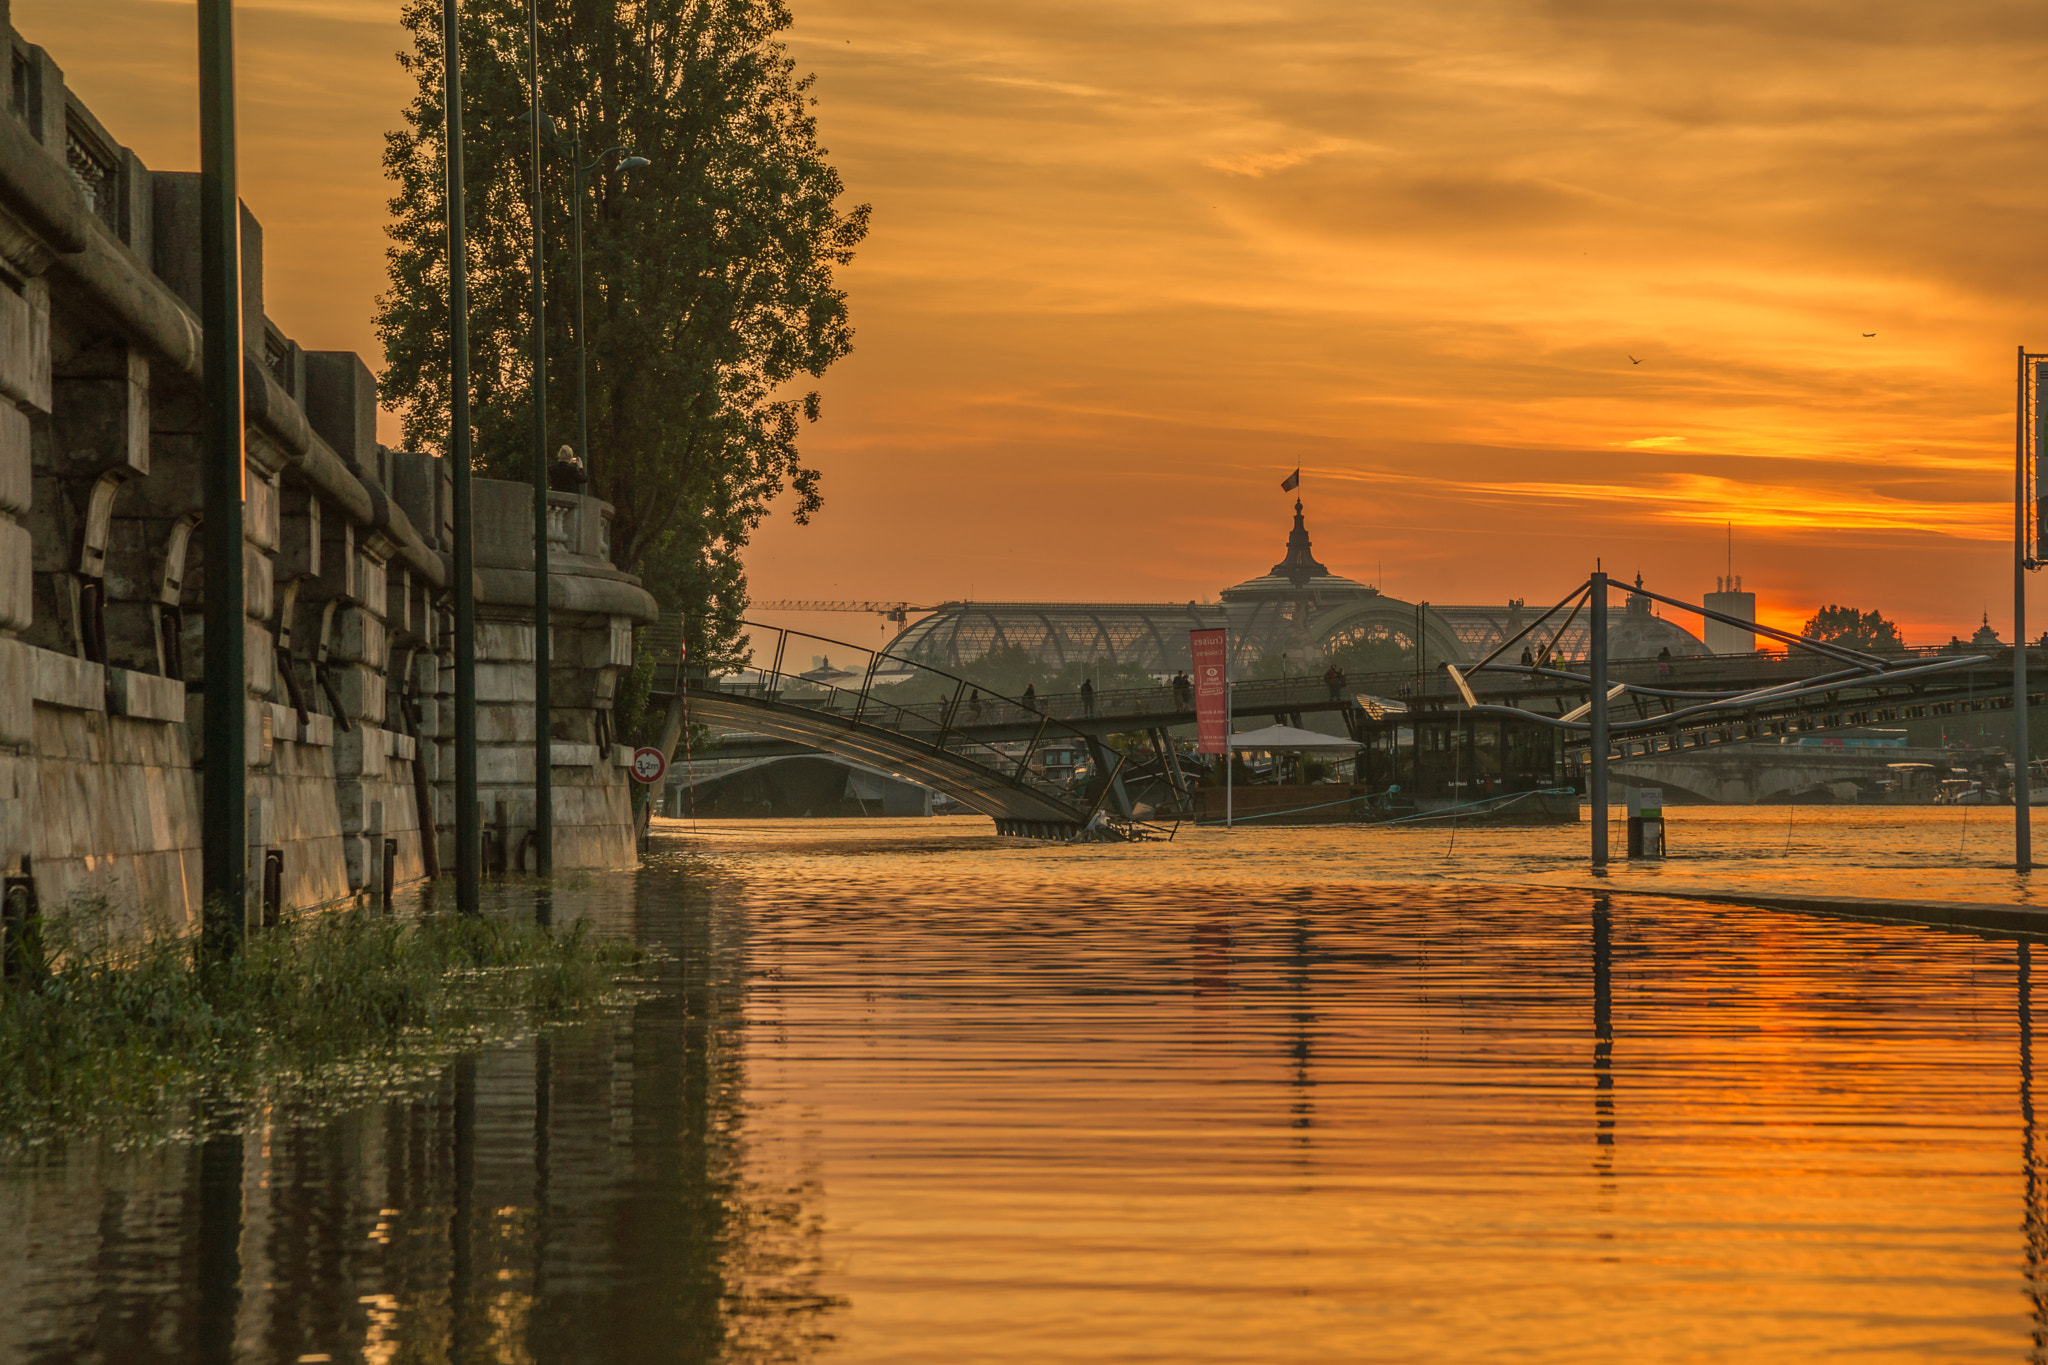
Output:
top-left (1288, 907), bottom-right (1315, 1134)
top-left (2024, 941), bottom-right (2044, 1365)
top-left (1592, 893), bottom-right (1615, 1181)
top-left (196, 1129), bottom-right (242, 1365)
top-left (0, 867), bottom-right (837, 1364)
top-left (15, 821), bottom-right (2048, 1360)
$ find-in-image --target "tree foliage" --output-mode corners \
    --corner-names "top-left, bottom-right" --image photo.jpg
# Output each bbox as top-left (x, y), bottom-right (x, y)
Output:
top-left (376, 0), bottom-right (869, 671)
top-left (1802, 605), bottom-right (1905, 652)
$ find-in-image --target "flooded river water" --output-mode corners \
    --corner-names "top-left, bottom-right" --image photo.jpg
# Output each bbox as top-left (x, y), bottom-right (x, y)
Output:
top-left (7, 809), bottom-right (2048, 1362)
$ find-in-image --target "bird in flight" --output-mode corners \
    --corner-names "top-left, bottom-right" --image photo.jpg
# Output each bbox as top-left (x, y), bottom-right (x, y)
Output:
top-left (1862, 332), bottom-right (1876, 337)
top-left (1628, 355), bottom-right (1643, 365)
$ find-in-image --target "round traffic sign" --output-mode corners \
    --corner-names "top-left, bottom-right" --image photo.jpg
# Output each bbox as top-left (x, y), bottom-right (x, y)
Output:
top-left (630, 747), bottom-right (668, 784)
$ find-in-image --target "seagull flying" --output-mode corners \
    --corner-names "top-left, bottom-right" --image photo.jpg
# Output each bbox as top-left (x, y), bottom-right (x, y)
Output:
top-left (1628, 355), bottom-right (1643, 365)
top-left (1862, 332), bottom-right (1876, 337)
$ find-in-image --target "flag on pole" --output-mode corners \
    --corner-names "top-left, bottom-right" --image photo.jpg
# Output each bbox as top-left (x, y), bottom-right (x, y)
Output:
top-left (1280, 468), bottom-right (1300, 492)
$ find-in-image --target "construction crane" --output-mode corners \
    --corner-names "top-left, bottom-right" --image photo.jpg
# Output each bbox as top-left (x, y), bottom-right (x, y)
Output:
top-left (750, 600), bottom-right (939, 633)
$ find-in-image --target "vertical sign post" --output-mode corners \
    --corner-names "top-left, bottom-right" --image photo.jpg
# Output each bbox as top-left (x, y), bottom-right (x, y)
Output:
top-left (1192, 629), bottom-right (1229, 825)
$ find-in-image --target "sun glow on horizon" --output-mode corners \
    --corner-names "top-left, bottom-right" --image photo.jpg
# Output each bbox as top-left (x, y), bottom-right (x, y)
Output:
top-left (23, 0), bottom-right (2047, 645)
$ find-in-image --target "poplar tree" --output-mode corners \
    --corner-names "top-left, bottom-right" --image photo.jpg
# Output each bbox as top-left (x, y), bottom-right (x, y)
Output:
top-left (376, 0), bottom-right (869, 677)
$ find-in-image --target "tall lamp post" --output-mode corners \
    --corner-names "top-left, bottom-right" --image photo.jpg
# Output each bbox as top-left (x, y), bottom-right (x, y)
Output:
top-left (195, 5), bottom-right (251, 1344)
top-left (198, 0), bottom-right (247, 957)
top-left (445, 0), bottom-right (479, 912)
top-left (535, 114), bottom-right (647, 488)
top-left (525, 0), bottom-right (552, 877)
top-left (572, 147), bottom-right (648, 489)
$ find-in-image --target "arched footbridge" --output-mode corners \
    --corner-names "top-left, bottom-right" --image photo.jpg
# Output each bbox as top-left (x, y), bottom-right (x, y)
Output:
top-left (652, 614), bottom-right (2029, 827)
top-left (664, 623), bottom-right (1130, 837)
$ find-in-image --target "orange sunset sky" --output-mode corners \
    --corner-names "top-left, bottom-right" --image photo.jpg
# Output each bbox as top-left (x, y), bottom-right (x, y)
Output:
top-left (26, 0), bottom-right (2048, 645)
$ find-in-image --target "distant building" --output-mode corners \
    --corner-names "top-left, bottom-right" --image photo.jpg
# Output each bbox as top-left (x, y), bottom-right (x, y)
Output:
top-left (887, 503), bottom-right (1709, 675)
top-left (1704, 576), bottom-right (1757, 654)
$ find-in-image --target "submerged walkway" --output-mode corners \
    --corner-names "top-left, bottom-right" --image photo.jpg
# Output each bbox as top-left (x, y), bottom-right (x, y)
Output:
top-left (662, 805), bottom-right (2048, 935)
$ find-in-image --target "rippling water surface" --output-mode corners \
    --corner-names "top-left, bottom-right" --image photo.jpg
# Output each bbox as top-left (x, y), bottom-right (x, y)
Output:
top-left (6, 810), bottom-right (2048, 1362)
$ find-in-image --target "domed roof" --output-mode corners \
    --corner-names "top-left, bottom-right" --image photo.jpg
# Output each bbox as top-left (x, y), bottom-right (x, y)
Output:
top-left (1610, 577), bottom-right (1711, 658)
top-left (1220, 501), bottom-right (1378, 603)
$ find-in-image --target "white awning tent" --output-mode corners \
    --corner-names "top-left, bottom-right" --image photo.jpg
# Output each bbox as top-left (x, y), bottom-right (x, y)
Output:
top-left (1226, 724), bottom-right (1362, 753)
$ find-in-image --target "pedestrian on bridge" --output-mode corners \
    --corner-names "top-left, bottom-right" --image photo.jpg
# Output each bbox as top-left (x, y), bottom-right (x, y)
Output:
top-left (1324, 664), bottom-right (1343, 701)
top-left (1023, 683), bottom-right (1037, 709)
top-left (1173, 671), bottom-right (1191, 708)
top-left (1081, 679), bottom-right (1096, 716)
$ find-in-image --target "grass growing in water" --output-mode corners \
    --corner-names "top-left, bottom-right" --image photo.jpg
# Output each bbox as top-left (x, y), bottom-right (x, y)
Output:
top-left (0, 904), bottom-right (643, 1146)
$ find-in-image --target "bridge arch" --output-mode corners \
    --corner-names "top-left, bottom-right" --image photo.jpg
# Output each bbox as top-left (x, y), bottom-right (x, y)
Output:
top-left (676, 622), bottom-right (1122, 831)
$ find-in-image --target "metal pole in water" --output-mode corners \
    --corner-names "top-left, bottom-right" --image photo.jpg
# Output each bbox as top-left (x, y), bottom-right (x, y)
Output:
top-left (198, 0), bottom-right (247, 954)
top-left (1225, 675), bottom-right (1233, 827)
top-left (2020, 345), bottom-right (2035, 872)
top-left (1590, 569), bottom-right (1609, 868)
top-left (446, 0), bottom-right (480, 912)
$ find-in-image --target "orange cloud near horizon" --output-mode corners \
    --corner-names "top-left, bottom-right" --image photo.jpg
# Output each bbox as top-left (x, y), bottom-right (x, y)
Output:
top-left (25, 0), bottom-right (2048, 650)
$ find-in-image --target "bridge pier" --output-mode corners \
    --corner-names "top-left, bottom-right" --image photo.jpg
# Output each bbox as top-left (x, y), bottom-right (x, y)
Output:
top-left (1085, 734), bottom-right (1134, 818)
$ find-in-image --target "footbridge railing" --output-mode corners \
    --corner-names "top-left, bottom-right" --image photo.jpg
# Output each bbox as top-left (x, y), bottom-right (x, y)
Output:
top-left (674, 622), bottom-right (1127, 834)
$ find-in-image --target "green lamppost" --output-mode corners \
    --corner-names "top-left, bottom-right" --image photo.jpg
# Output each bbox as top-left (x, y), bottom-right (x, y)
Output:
top-left (533, 111), bottom-right (647, 491)
top-left (198, 0), bottom-right (247, 957)
top-left (195, 1), bottom-right (251, 1346)
top-left (445, 0), bottom-right (479, 911)
top-left (525, 0), bottom-right (552, 876)
top-left (568, 143), bottom-right (648, 491)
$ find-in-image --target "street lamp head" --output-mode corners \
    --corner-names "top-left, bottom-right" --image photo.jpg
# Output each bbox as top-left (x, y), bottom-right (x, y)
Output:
top-left (619, 156), bottom-right (651, 171)
top-left (518, 108), bottom-right (574, 152)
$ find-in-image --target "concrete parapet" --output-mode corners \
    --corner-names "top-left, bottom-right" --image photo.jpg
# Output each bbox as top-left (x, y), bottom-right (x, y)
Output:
top-left (107, 666), bottom-right (181, 722)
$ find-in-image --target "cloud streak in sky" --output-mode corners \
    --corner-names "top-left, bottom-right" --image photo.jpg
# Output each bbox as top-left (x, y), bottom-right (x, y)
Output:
top-left (26, 0), bottom-right (2048, 644)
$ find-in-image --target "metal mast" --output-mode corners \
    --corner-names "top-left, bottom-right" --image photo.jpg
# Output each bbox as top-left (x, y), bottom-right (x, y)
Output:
top-left (447, 0), bottom-right (479, 909)
top-left (527, 0), bottom-right (553, 874)
top-left (198, 0), bottom-right (247, 954)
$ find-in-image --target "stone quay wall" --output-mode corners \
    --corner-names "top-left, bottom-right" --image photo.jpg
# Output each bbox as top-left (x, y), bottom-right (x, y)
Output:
top-left (0, 19), bottom-right (657, 938)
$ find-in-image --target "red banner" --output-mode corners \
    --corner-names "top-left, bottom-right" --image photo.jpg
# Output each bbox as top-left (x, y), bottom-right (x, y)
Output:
top-left (1191, 628), bottom-right (1228, 755)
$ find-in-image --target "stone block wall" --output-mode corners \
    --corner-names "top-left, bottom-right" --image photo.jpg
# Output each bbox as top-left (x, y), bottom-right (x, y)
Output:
top-left (465, 616), bottom-right (640, 872)
top-left (0, 21), bottom-right (658, 933)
